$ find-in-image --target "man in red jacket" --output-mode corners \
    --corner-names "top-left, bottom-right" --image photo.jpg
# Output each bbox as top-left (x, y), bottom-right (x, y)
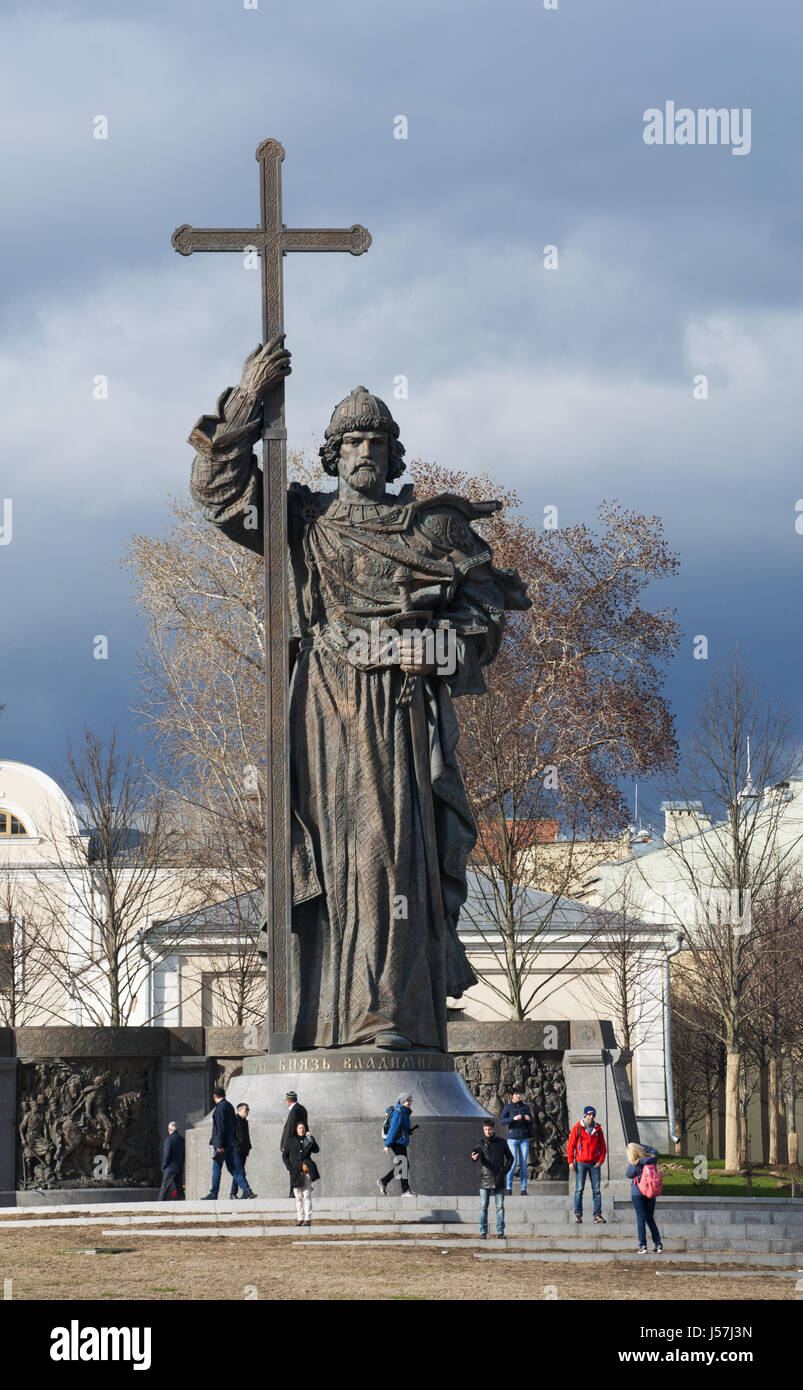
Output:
top-left (567, 1105), bottom-right (607, 1224)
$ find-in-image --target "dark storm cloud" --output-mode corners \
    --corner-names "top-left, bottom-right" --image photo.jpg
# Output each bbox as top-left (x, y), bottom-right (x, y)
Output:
top-left (1, 0), bottom-right (800, 771)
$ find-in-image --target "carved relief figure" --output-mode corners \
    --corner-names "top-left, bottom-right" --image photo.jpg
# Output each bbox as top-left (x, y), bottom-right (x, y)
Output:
top-left (453, 1051), bottom-right (570, 1180)
top-left (16, 1060), bottom-right (157, 1189)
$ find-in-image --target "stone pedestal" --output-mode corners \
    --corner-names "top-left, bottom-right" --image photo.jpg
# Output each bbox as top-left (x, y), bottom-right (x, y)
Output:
top-left (185, 1051), bottom-right (492, 1198)
top-left (157, 1055), bottom-right (212, 1138)
top-left (563, 1025), bottom-right (639, 1200)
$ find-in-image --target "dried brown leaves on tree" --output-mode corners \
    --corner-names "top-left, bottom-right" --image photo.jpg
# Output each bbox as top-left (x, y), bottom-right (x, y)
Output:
top-left (411, 458), bottom-right (680, 1018)
top-left (126, 495), bottom-right (269, 1023)
top-left (127, 453), bottom-right (679, 1023)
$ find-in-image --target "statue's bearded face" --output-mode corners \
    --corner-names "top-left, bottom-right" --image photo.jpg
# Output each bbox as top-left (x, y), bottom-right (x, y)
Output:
top-left (337, 430), bottom-right (389, 497)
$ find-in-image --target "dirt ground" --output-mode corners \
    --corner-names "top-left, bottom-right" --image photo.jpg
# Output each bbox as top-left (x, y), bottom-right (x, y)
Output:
top-left (0, 1226), bottom-right (795, 1301)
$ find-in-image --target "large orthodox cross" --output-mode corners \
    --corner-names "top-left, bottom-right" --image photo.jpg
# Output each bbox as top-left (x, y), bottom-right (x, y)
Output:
top-left (172, 138), bottom-right (371, 1051)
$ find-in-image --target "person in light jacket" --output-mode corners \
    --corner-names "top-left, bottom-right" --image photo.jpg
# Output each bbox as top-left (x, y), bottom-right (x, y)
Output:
top-left (626, 1142), bottom-right (663, 1254)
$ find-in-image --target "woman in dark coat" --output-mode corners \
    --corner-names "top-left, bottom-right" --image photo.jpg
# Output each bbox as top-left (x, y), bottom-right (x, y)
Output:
top-left (284, 1122), bottom-right (320, 1227)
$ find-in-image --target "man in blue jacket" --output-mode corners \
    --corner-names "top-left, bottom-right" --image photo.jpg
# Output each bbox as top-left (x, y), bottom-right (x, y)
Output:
top-left (377, 1093), bottom-right (419, 1196)
top-left (158, 1121), bottom-right (185, 1201)
top-left (202, 1086), bottom-right (257, 1200)
top-left (499, 1085), bottom-right (533, 1196)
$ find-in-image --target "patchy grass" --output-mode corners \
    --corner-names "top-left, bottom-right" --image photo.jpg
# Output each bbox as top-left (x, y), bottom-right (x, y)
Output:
top-left (0, 1224), bottom-right (794, 1301)
top-left (658, 1155), bottom-right (803, 1199)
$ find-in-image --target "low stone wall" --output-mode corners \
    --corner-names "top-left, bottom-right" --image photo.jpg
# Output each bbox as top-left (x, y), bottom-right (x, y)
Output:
top-left (447, 1019), bottom-right (638, 1184)
top-left (0, 1027), bottom-right (212, 1201)
top-left (0, 1019), bottom-right (639, 1201)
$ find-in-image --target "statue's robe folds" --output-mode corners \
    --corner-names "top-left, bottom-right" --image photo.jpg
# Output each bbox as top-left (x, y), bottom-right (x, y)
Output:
top-left (190, 387), bottom-right (530, 1050)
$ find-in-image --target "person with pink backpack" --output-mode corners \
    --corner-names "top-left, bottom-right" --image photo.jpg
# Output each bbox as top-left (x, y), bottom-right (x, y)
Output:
top-left (625, 1142), bottom-right (664, 1254)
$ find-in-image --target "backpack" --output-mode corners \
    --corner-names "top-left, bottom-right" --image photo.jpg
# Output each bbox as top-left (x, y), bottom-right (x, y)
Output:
top-left (636, 1162), bottom-right (663, 1198)
top-left (381, 1105), bottom-right (396, 1141)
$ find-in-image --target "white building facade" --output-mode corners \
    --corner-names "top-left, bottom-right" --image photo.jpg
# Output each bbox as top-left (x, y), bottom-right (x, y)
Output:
top-left (1, 760), bottom-right (674, 1145)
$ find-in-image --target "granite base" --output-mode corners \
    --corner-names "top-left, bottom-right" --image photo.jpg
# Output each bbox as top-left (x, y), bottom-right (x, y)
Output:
top-left (185, 1051), bottom-right (494, 1198)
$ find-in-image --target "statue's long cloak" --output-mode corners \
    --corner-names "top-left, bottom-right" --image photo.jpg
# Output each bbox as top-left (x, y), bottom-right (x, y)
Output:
top-left (191, 388), bottom-right (529, 1049)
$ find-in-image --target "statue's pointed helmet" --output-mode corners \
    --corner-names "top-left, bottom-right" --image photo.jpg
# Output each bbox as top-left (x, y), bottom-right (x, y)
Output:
top-left (320, 386), bottom-right (406, 479)
top-left (325, 386), bottom-right (400, 442)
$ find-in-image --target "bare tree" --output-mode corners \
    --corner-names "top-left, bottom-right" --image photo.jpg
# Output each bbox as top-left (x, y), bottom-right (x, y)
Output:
top-left (783, 1045), bottom-right (802, 1167)
top-left (33, 730), bottom-right (186, 1026)
top-left (669, 985), bottom-right (710, 1156)
top-left (583, 868), bottom-right (665, 1064)
top-left (742, 872), bottom-right (803, 1163)
top-left (126, 495), bottom-right (270, 1025)
top-left (655, 654), bottom-right (803, 1171)
top-left (180, 879), bottom-right (266, 1028)
top-left (0, 871), bottom-right (67, 1025)
top-left (127, 463), bottom-right (679, 1024)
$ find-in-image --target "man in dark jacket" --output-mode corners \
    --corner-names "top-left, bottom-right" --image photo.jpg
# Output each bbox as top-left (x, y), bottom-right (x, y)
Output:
top-left (229, 1103), bottom-right (252, 1199)
top-left (202, 1086), bottom-right (257, 1200)
top-left (280, 1092), bottom-right (308, 1157)
top-left (158, 1121), bottom-right (185, 1201)
top-left (280, 1092), bottom-right (308, 1197)
top-left (471, 1121), bottom-right (514, 1238)
top-left (499, 1085), bottom-right (533, 1196)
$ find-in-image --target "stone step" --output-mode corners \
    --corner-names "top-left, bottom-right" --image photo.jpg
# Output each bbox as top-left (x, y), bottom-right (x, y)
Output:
top-left (0, 1214), bottom-right (583, 1234)
top-left (101, 1223), bottom-right (459, 1238)
top-left (91, 1225), bottom-right (803, 1266)
top-left (291, 1237), bottom-right (803, 1265)
top-left (1, 1208), bottom-right (800, 1250)
top-left (179, 1230), bottom-right (801, 1254)
top-left (474, 1249), bottom-right (801, 1267)
top-left (648, 1197), bottom-right (803, 1209)
top-left (0, 1215), bottom-right (601, 1234)
top-left (99, 1223), bottom-right (626, 1241)
top-left (1, 1197), bottom-right (568, 1216)
top-left (648, 1208), bottom-right (803, 1223)
top-left (7, 1192), bottom-right (800, 1220)
top-left (658, 1212), bottom-right (803, 1220)
top-left (649, 1219), bottom-right (803, 1238)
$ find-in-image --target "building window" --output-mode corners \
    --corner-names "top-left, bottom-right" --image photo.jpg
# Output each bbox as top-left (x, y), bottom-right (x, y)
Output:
top-left (0, 812), bottom-right (28, 837)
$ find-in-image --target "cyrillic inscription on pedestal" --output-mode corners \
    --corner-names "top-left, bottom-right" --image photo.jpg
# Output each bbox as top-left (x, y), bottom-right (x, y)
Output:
top-left (243, 1050), bottom-right (454, 1075)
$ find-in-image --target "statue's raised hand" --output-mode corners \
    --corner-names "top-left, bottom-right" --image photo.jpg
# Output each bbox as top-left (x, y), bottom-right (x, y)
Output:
top-left (239, 335), bottom-right (292, 402)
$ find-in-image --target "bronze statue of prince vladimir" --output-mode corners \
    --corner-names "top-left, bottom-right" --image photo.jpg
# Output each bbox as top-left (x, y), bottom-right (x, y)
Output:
top-left (190, 339), bottom-right (529, 1052)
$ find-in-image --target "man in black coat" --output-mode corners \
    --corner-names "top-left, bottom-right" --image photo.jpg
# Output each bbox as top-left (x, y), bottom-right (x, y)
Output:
top-left (280, 1092), bottom-right (308, 1198)
top-left (471, 1121), bottom-right (514, 1239)
top-left (280, 1092), bottom-right (308, 1156)
top-left (202, 1086), bottom-right (257, 1200)
top-left (229, 1103), bottom-right (253, 1199)
top-left (158, 1121), bottom-right (185, 1201)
